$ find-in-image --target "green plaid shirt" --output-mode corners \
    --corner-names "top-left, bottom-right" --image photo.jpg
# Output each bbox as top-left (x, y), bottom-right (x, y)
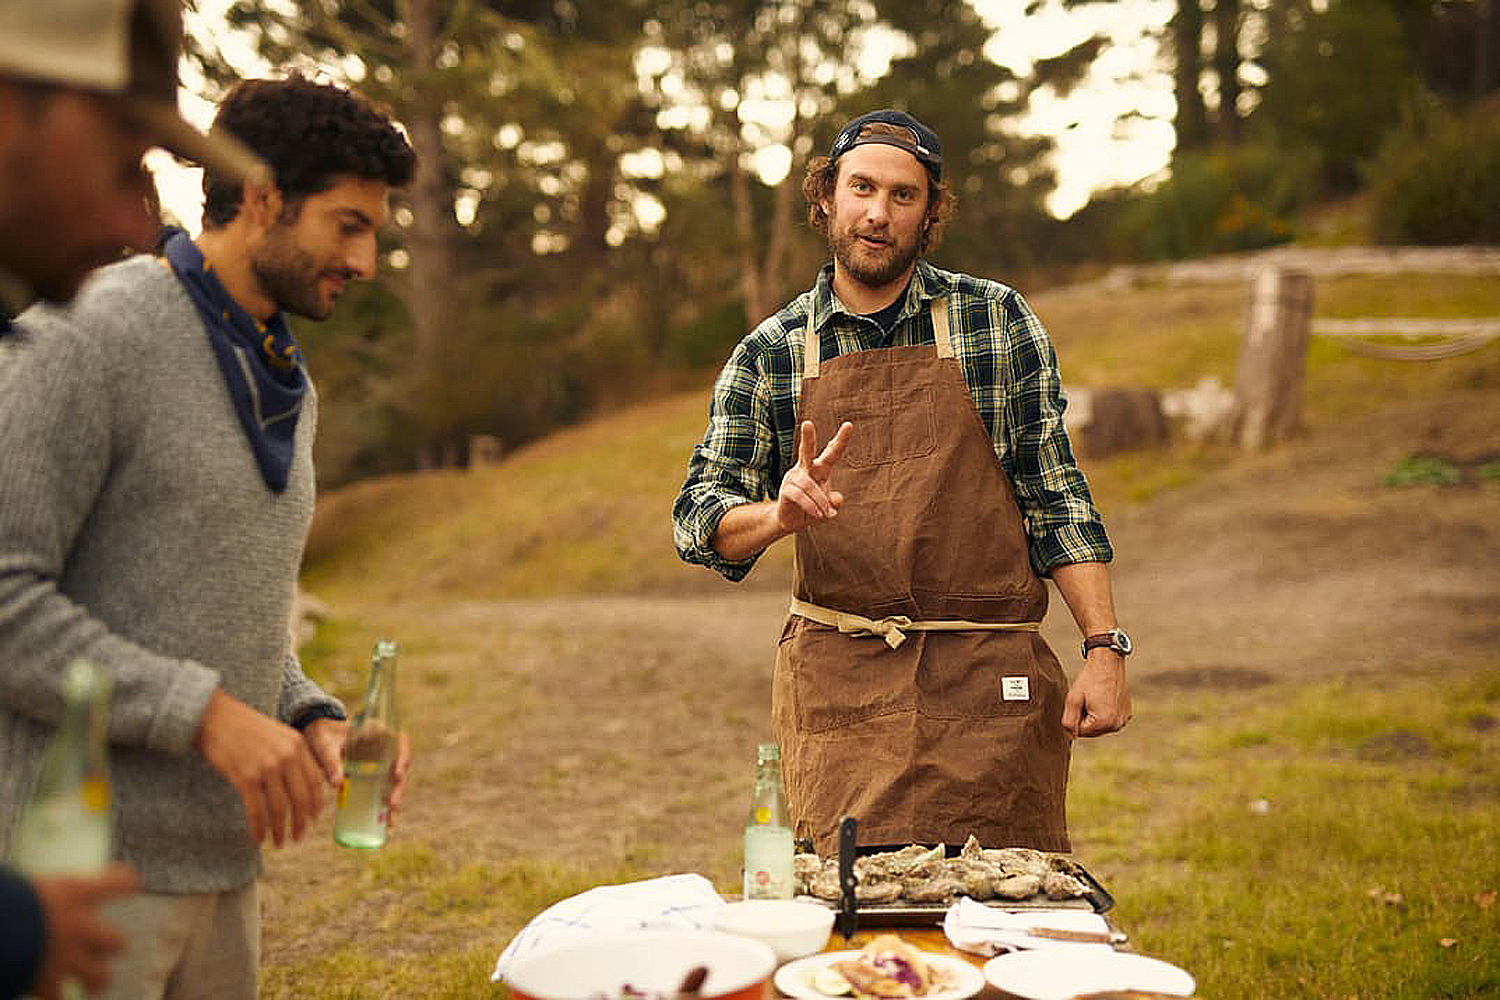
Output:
top-left (673, 260), bottom-right (1112, 582)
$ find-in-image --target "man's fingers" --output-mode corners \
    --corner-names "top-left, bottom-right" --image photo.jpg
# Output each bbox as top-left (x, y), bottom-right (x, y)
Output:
top-left (264, 774), bottom-right (291, 848)
top-left (1060, 690), bottom-right (1083, 737)
top-left (784, 477), bottom-right (835, 520)
top-left (795, 420), bottom-right (819, 469)
top-left (239, 783), bottom-right (268, 844)
top-left (813, 421), bottom-right (854, 473)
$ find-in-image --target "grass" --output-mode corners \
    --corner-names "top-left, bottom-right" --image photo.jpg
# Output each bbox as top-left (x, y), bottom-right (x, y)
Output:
top-left (260, 663), bottom-right (1500, 999)
top-left (1072, 670), bottom-right (1500, 1000)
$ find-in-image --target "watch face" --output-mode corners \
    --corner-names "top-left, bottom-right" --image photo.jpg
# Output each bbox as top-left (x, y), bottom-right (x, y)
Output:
top-left (1114, 630), bottom-right (1132, 655)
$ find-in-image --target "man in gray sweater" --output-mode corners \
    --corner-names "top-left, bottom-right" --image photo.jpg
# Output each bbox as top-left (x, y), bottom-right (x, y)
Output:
top-left (0, 2), bottom-right (266, 998)
top-left (0, 74), bottom-right (415, 998)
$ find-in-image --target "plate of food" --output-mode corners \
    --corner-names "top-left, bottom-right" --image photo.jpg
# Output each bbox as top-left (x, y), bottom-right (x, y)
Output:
top-left (982, 948), bottom-right (1195, 999)
top-left (774, 934), bottom-right (985, 1000)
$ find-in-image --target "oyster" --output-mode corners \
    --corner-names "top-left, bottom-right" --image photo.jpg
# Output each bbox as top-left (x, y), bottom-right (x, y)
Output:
top-left (1041, 870), bottom-right (1088, 900)
top-left (982, 846), bottom-right (1052, 877)
top-left (992, 873), bottom-right (1045, 900)
top-left (854, 876), bottom-right (904, 905)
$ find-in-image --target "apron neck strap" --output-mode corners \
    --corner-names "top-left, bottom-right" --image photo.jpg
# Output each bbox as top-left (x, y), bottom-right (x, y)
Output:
top-left (804, 315), bottom-right (821, 380)
top-left (930, 297), bottom-right (955, 358)
top-left (804, 295), bottom-right (954, 380)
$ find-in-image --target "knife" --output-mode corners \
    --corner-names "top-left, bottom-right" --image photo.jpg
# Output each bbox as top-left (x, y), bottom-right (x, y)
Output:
top-left (1025, 926), bottom-right (1128, 945)
top-left (836, 816), bottom-right (858, 942)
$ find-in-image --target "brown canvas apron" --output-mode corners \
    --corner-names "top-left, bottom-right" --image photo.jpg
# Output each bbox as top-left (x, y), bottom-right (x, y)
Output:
top-left (771, 298), bottom-right (1072, 856)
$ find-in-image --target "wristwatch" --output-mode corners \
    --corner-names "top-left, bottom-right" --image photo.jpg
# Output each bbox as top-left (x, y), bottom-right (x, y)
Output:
top-left (1081, 629), bottom-right (1132, 659)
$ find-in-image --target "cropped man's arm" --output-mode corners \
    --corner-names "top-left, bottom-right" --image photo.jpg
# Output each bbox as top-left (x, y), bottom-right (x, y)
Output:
top-left (672, 341), bottom-right (783, 580)
top-left (994, 294), bottom-right (1112, 572)
top-left (0, 311), bottom-right (218, 751)
top-left (1051, 560), bottom-right (1131, 737)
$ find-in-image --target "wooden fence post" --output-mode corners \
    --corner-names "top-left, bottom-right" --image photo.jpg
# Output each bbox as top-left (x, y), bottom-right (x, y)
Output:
top-left (1227, 268), bottom-right (1315, 449)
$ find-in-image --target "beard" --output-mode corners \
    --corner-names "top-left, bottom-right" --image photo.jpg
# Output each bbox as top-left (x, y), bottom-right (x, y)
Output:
top-left (829, 223), bottom-right (923, 290)
top-left (250, 227), bottom-right (349, 320)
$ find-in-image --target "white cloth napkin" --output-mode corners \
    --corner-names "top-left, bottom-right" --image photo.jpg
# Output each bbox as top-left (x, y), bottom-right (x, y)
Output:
top-left (491, 873), bottom-right (727, 982)
top-left (943, 897), bottom-right (1115, 956)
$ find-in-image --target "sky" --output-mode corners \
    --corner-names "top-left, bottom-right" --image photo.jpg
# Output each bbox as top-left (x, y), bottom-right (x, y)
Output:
top-left (153, 0), bottom-right (1178, 229)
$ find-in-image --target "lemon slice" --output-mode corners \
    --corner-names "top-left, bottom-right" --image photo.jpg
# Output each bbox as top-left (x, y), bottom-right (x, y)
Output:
top-left (812, 965), bottom-right (853, 997)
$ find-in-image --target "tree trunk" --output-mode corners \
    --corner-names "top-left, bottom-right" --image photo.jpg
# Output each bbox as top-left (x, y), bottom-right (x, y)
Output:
top-left (1172, 0), bottom-right (1209, 153)
top-left (1477, 0), bottom-right (1496, 97)
top-left (403, 0), bottom-right (463, 467)
top-left (1226, 269), bottom-right (1315, 450)
top-left (1213, 0), bottom-right (1241, 143)
top-left (730, 152), bottom-right (771, 328)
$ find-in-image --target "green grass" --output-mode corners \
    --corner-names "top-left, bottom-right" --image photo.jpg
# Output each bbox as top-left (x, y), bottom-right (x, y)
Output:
top-left (1075, 671), bottom-right (1500, 1000)
top-left (261, 852), bottom-right (655, 998)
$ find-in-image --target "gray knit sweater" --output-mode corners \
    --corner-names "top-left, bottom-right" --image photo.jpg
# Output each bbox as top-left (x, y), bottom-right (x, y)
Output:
top-left (0, 254), bottom-right (342, 893)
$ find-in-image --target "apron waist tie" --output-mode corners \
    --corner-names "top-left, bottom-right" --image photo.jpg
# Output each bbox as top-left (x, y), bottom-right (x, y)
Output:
top-left (789, 597), bottom-right (1041, 650)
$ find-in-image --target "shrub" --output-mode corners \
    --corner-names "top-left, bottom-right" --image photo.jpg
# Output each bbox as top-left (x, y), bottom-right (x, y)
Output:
top-left (1367, 96), bottom-right (1500, 245)
top-left (1108, 143), bottom-right (1318, 260)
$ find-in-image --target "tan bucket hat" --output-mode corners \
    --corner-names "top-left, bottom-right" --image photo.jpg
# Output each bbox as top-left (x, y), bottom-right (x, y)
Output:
top-left (0, 0), bottom-right (264, 182)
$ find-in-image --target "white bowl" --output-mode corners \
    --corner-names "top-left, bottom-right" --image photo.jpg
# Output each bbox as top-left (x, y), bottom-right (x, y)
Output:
top-left (503, 929), bottom-right (776, 1000)
top-left (713, 899), bottom-right (835, 962)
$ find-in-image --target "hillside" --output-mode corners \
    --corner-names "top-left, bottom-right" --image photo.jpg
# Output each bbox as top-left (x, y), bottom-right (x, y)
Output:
top-left (302, 264), bottom-right (1500, 604)
top-left (271, 261), bottom-right (1500, 998)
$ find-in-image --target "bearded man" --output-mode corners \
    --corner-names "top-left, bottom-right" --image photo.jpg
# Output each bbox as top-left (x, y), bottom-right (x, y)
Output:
top-left (0, 73), bottom-right (415, 999)
top-left (673, 109), bottom-right (1132, 856)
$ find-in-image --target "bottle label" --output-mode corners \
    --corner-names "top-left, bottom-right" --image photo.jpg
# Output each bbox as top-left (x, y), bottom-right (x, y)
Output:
top-left (743, 824), bottom-right (794, 899)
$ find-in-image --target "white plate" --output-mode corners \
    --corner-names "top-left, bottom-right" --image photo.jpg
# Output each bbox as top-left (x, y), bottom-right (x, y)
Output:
top-left (982, 948), bottom-right (1195, 999)
top-left (775, 949), bottom-right (985, 1000)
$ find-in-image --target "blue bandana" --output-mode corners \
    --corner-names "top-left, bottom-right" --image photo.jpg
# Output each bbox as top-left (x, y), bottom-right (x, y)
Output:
top-left (162, 228), bottom-right (307, 492)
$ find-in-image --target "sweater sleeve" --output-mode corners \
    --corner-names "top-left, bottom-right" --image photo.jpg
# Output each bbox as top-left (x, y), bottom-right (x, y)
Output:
top-left (0, 300), bottom-right (219, 753)
top-left (276, 651), bottom-right (344, 727)
top-left (0, 864), bottom-right (44, 999)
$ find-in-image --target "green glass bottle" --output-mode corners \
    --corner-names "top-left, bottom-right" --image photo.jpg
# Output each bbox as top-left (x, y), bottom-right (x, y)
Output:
top-left (334, 640), bottom-right (400, 849)
top-left (742, 742), bottom-right (793, 899)
top-left (11, 660), bottom-right (113, 876)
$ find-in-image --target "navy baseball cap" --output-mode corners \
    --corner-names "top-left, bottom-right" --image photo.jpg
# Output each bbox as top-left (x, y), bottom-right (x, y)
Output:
top-left (828, 109), bottom-right (943, 181)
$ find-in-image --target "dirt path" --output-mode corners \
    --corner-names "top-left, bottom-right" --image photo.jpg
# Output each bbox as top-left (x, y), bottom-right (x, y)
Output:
top-left (257, 388), bottom-right (1499, 986)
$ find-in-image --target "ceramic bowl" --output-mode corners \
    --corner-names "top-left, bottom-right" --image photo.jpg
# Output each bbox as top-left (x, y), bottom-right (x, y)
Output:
top-left (503, 929), bottom-right (777, 1000)
top-left (712, 899), bottom-right (835, 963)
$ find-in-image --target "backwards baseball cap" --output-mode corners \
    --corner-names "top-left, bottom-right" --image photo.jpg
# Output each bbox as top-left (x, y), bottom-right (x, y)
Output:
top-left (828, 109), bottom-right (943, 181)
top-left (0, 0), bottom-right (264, 182)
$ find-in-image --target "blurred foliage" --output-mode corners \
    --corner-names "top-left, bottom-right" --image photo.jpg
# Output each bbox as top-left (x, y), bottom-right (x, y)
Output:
top-left (1107, 143), bottom-right (1317, 259)
top-left (184, 0), bottom-right (1500, 487)
top-left (1367, 95), bottom-right (1500, 245)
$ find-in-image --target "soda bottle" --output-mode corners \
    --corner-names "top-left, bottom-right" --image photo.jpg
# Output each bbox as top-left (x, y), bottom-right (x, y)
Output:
top-left (11, 659), bottom-right (113, 876)
top-left (333, 640), bottom-right (400, 849)
top-left (742, 742), bottom-right (793, 899)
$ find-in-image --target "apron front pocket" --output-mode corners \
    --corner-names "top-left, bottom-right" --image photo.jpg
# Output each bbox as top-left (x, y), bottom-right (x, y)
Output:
top-left (915, 632), bottom-right (1067, 721)
top-left (827, 384), bottom-right (936, 469)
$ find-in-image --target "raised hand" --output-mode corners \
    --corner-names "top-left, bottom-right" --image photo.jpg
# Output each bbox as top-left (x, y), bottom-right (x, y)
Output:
top-left (775, 420), bottom-right (855, 534)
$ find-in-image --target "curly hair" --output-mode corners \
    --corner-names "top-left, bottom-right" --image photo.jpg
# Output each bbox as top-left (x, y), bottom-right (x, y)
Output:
top-left (202, 73), bottom-right (416, 229)
top-left (802, 154), bottom-right (957, 253)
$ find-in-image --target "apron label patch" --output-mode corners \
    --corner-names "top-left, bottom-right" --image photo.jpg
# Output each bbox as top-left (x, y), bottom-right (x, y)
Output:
top-left (1001, 676), bottom-right (1031, 701)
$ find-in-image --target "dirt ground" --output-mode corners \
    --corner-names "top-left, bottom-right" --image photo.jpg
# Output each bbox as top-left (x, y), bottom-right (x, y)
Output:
top-left (256, 382), bottom-right (1500, 985)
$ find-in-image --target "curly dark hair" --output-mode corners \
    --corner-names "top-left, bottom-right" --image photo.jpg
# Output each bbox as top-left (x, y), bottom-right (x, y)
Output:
top-left (802, 154), bottom-right (957, 253)
top-left (202, 73), bottom-right (416, 229)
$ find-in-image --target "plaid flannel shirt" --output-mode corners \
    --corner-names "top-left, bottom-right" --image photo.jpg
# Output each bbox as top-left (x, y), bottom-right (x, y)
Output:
top-left (672, 260), bottom-right (1112, 582)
